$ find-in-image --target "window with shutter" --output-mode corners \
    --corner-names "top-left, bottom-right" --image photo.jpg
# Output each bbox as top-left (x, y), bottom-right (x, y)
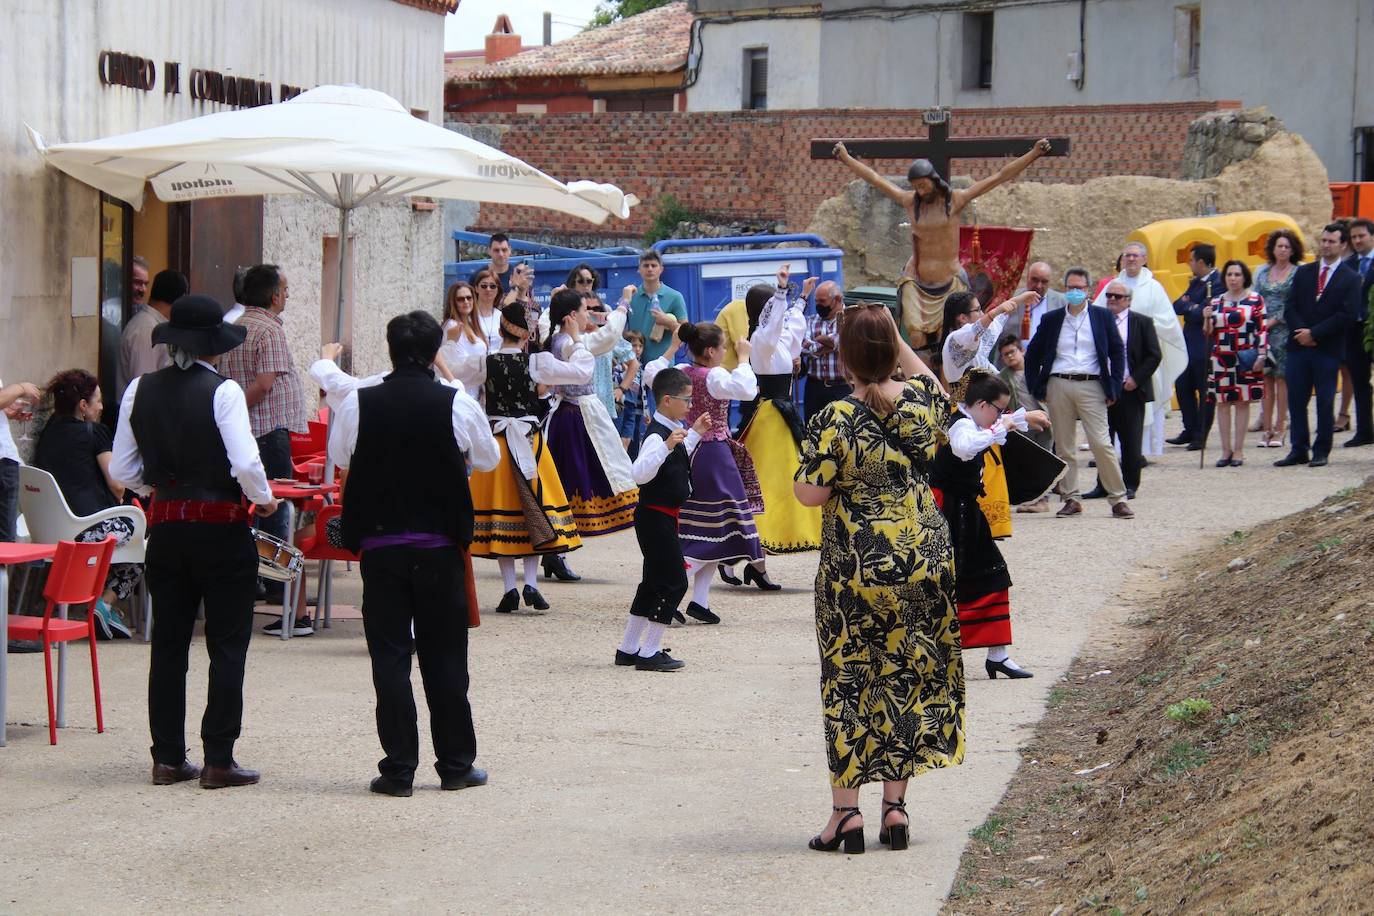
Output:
top-left (744, 48), bottom-right (768, 110)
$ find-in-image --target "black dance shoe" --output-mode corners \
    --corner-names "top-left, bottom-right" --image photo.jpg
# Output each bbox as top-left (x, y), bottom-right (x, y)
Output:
top-left (742, 565), bottom-right (781, 591)
top-left (985, 659), bottom-right (1034, 679)
top-left (685, 602), bottom-right (721, 625)
top-left (440, 767), bottom-right (489, 791)
top-left (614, 649), bottom-right (640, 667)
top-left (541, 555), bottom-right (581, 581)
top-left (808, 806), bottom-right (865, 854)
top-left (369, 775), bottom-right (413, 798)
top-left (670, 609), bottom-right (686, 626)
top-left (522, 585), bottom-right (550, 610)
top-left (494, 589), bottom-right (519, 613)
top-left (718, 565), bottom-right (743, 586)
top-left (635, 650), bottom-right (685, 672)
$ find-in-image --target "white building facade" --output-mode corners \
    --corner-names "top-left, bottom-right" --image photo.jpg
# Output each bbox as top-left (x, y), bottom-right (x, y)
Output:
top-left (1, 0), bottom-right (451, 412)
top-left (687, 0), bottom-right (1374, 182)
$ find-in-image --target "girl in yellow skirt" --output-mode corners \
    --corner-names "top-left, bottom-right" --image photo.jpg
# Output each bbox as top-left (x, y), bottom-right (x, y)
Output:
top-left (737, 267), bottom-right (823, 566)
top-left (450, 304), bottom-right (592, 613)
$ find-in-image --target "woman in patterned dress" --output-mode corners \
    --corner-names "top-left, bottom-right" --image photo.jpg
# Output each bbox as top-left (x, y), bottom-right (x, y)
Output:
top-left (794, 304), bottom-right (963, 854)
top-left (1205, 259), bottom-right (1268, 467)
top-left (1253, 229), bottom-right (1303, 448)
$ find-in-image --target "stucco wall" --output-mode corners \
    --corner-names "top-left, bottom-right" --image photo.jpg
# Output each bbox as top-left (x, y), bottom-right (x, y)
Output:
top-left (688, 18), bottom-right (821, 112)
top-left (0, 0), bottom-right (444, 390)
top-left (692, 0), bottom-right (1372, 181)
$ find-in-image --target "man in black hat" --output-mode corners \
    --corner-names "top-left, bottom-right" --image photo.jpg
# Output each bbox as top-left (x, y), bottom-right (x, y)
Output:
top-left (111, 294), bottom-right (281, 789)
top-left (833, 139), bottom-right (1052, 350)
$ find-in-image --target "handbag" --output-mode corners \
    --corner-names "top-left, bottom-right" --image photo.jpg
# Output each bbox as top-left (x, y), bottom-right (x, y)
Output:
top-left (1236, 348), bottom-right (1260, 373)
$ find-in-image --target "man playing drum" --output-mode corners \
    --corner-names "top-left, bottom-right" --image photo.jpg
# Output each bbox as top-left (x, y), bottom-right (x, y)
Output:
top-left (112, 294), bottom-right (281, 789)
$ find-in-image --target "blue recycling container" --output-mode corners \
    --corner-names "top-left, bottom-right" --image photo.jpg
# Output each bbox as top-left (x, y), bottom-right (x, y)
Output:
top-left (446, 231), bottom-right (845, 323)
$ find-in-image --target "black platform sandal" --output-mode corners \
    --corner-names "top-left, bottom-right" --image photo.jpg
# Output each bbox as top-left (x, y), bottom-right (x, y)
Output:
top-left (878, 797), bottom-right (909, 851)
top-left (808, 806), bottom-right (864, 854)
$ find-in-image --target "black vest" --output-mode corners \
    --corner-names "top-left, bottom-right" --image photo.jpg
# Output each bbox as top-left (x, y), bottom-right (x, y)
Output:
top-left (929, 410), bottom-right (986, 498)
top-left (484, 352), bottom-right (540, 418)
top-left (340, 366), bottom-right (475, 551)
top-left (129, 363), bottom-right (242, 502)
top-left (637, 418), bottom-right (692, 508)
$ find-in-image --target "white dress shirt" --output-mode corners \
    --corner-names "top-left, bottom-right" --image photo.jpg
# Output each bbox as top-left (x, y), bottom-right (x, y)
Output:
top-left (749, 289), bottom-right (806, 375)
top-left (948, 407), bottom-right (1028, 461)
top-left (475, 308), bottom-right (502, 351)
top-left (110, 362), bottom-right (273, 505)
top-left (631, 411), bottom-right (703, 485)
top-left (0, 378), bottom-right (19, 463)
top-left (1114, 310), bottom-right (1132, 385)
top-left (642, 357), bottom-right (759, 402)
top-left (327, 369), bottom-right (500, 474)
top-left (1050, 306), bottom-right (1102, 375)
top-left (438, 322), bottom-right (489, 399)
top-left (448, 342), bottom-right (595, 396)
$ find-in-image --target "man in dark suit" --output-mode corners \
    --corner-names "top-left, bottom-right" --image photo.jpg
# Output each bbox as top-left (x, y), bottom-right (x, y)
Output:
top-left (1083, 282), bottom-right (1162, 500)
top-left (1024, 266), bottom-right (1134, 518)
top-left (1169, 243), bottom-right (1220, 450)
top-left (1339, 218), bottom-right (1374, 446)
top-left (1276, 223), bottom-right (1361, 468)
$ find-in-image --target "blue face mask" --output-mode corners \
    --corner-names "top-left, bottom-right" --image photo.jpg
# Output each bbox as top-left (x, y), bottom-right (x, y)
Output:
top-left (1064, 289), bottom-right (1088, 306)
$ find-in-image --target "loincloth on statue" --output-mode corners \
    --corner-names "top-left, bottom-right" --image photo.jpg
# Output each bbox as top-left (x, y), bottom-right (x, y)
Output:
top-left (896, 271), bottom-right (968, 350)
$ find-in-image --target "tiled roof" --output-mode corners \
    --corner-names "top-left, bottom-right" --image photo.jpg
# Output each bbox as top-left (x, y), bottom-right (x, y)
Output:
top-left (391, 0), bottom-right (459, 13)
top-left (456, 2), bottom-right (692, 81)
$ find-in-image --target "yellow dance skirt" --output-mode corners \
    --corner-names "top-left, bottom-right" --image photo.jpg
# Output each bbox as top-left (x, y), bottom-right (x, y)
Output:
top-left (978, 444), bottom-right (1012, 539)
top-left (740, 399), bottom-right (821, 553)
top-left (469, 433), bottom-right (581, 559)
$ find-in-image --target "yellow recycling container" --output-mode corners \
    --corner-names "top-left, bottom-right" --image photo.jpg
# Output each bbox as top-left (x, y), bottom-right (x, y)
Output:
top-left (1128, 211), bottom-right (1306, 301)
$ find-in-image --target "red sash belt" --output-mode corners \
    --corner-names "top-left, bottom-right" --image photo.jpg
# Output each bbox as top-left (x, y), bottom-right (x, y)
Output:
top-left (148, 499), bottom-right (250, 526)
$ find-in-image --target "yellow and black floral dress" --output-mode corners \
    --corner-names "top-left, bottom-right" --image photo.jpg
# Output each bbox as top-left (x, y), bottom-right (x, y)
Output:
top-left (796, 376), bottom-right (965, 788)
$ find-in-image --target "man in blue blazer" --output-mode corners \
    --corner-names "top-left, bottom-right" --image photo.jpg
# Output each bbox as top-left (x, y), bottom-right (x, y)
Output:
top-left (1276, 223), bottom-right (1361, 468)
top-left (1025, 266), bottom-right (1133, 518)
top-left (1339, 218), bottom-right (1374, 446)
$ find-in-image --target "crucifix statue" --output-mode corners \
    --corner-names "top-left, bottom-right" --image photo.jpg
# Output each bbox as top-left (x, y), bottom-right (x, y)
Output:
top-left (811, 108), bottom-right (1070, 347)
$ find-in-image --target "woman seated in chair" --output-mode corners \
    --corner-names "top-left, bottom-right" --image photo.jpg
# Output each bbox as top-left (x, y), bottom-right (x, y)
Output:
top-left (32, 369), bottom-right (138, 638)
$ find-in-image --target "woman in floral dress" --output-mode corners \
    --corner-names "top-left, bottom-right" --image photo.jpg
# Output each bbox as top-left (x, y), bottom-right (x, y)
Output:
top-left (1252, 229), bottom-right (1302, 448)
top-left (794, 304), bottom-right (963, 855)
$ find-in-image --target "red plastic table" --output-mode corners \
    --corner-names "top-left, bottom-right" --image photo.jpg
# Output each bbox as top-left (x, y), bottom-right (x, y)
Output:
top-left (1, 542), bottom-right (58, 747)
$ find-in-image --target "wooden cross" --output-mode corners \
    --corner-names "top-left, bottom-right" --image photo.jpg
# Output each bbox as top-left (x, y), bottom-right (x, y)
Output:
top-left (809, 107), bottom-right (1070, 177)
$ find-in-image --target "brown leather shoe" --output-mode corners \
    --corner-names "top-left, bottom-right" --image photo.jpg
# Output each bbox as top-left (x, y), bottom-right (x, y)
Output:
top-left (200, 761), bottom-right (261, 789)
top-left (1056, 498), bottom-right (1082, 517)
top-left (1111, 502), bottom-right (1135, 519)
top-left (151, 760), bottom-right (201, 786)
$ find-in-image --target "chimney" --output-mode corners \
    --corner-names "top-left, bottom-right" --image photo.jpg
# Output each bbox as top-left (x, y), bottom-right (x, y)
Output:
top-left (485, 15), bottom-right (522, 64)
top-left (543, 12), bottom-right (552, 46)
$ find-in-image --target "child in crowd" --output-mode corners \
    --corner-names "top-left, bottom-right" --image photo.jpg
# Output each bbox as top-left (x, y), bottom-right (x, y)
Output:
top-left (615, 330), bottom-right (646, 456)
top-left (616, 367), bottom-right (711, 672)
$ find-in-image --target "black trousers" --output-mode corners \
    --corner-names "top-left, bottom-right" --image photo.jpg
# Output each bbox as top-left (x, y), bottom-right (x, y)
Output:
top-left (803, 378), bottom-right (852, 424)
top-left (629, 506), bottom-right (688, 625)
top-left (1174, 351), bottom-right (1210, 444)
top-left (145, 521), bottom-right (258, 767)
top-left (254, 428), bottom-right (292, 543)
top-left (1106, 395), bottom-right (1147, 490)
top-left (1346, 320), bottom-right (1373, 439)
top-left (0, 457), bottom-right (17, 542)
top-left (359, 545), bottom-right (476, 782)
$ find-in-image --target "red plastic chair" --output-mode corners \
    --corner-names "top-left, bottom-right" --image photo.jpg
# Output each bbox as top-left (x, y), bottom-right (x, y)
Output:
top-left (294, 503), bottom-right (358, 629)
top-left (7, 536), bottom-right (116, 745)
top-left (289, 421), bottom-right (328, 461)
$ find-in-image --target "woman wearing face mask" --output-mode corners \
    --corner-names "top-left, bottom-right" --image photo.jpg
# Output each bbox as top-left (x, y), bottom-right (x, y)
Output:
top-left (930, 369), bottom-right (1043, 679)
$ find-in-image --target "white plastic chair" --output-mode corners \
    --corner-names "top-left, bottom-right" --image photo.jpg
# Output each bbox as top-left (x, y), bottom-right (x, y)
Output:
top-left (17, 466), bottom-right (151, 640)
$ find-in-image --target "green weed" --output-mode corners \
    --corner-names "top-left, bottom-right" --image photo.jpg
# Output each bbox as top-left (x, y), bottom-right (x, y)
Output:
top-left (1222, 530), bottom-right (1248, 545)
top-left (970, 815), bottom-right (1011, 853)
top-left (1156, 740), bottom-right (1211, 777)
top-left (1166, 698), bottom-right (1214, 724)
top-left (1317, 536), bottom-right (1345, 554)
top-left (1248, 735), bottom-right (1270, 756)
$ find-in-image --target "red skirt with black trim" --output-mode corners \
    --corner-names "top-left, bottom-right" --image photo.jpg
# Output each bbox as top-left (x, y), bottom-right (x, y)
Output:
top-left (932, 486), bottom-right (1014, 649)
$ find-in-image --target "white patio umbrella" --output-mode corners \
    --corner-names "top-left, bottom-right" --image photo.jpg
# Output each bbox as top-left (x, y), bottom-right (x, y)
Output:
top-left (29, 83), bottom-right (635, 496)
top-left (27, 83), bottom-right (636, 345)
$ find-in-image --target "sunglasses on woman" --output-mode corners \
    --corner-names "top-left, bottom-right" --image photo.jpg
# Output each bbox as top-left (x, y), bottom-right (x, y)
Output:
top-left (575, 276), bottom-right (595, 285)
top-left (477, 282), bottom-right (498, 290)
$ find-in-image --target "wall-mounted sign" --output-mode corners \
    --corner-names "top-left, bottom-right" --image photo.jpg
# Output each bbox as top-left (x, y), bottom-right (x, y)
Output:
top-left (97, 49), bottom-right (309, 109)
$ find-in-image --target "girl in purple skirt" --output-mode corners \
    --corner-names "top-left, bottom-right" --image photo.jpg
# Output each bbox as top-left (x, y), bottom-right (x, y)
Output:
top-left (643, 321), bottom-right (761, 624)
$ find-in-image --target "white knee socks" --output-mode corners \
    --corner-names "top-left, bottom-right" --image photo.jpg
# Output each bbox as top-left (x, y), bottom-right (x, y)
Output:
top-left (638, 621), bottom-right (667, 658)
top-left (499, 558), bottom-right (517, 593)
top-left (691, 561), bottom-right (717, 608)
top-left (619, 615), bottom-right (648, 654)
top-left (987, 645), bottom-right (1024, 671)
top-left (523, 557), bottom-right (538, 588)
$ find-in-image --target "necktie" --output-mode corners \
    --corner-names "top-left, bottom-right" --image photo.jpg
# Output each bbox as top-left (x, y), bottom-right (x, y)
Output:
top-left (1362, 256), bottom-right (1370, 277)
top-left (1318, 265), bottom-right (1330, 296)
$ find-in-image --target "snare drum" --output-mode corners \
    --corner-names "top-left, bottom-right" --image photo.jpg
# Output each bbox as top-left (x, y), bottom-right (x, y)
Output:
top-left (252, 529), bottom-right (304, 582)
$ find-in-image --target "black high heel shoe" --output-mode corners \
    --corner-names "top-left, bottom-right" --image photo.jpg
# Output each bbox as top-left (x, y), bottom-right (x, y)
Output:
top-left (808, 806), bottom-right (865, 854)
top-left (878, 797), bottom-right (909, 851)
top-left (1215, 455), bottom-right (1233, 468)
top-left (542, 555), bottom-right (581, 581)
top-left (718, 565), bottom-right (743, 587)
top-left (985, 658), bottom-right (1034, 679)
top-left (522, 585), bottom-right (550, 610)
top-left (742, 564), bottom-right (782, 591)
top-left (495, 589), bottom-right (519, 613)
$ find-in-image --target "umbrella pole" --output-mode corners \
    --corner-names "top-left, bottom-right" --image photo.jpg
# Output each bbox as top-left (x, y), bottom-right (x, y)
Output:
top-left (323, 196), bottom-right (353, 488)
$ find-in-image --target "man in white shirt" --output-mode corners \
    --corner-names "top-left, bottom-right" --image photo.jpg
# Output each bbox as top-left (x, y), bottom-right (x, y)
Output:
top-left (1023, 267), bottom-right (1133, 518)
top-left (111, 294), bottom-right (282, 789)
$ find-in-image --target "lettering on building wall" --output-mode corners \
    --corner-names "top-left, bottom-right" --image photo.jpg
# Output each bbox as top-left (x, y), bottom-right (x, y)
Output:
top-left (98, 51), bottom-right (156, 91)
top-left (97, 50), bottom-right (325, 110)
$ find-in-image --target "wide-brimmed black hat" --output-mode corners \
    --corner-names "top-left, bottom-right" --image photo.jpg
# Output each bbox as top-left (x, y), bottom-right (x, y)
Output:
top-left (151, 294), bottom-right (247, 356)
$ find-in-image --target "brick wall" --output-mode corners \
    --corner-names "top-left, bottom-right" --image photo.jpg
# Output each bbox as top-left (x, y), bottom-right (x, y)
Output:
top-left (457, 100), bottom-right (1240, 241)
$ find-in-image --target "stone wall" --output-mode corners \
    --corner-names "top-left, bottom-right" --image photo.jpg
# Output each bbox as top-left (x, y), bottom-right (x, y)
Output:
top-left (1182, 107), bottom-right (1287, 180)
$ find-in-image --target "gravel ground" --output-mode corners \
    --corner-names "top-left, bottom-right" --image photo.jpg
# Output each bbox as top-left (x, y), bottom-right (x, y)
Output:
top-left (1, 418), bottom-right (1369, 915)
